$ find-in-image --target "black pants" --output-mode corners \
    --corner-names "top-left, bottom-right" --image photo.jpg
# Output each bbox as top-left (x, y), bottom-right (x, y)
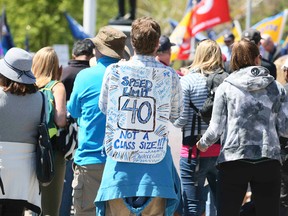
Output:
top-left (239, 161), bottom-right (288, 216)
top-left (0, 200), bottom-right (25, 216)
top-left (217, 160), bottom-right (281, 216)
top-left (280, 160), bottom-right (288, 216)
top-left (118, 0), bottom-right (136, 18)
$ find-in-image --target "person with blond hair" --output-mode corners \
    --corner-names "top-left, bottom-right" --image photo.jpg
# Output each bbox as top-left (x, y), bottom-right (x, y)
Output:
top-left (197, 39), bottom-right (288, 216)
top-left (32, 46), bottom-right (67, 216)
top-left (173, 39), bottom-right (228, 216)
top-left (95, 16), bottom-right (183, 216)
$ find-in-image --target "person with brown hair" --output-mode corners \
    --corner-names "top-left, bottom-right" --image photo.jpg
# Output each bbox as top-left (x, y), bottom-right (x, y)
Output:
top-left (32, 47), bottom-right (67, 216)
top-left (0, 48), bottom-right (42, 215)
top-left (241, 29), bottom-right (277, 79)
top-left (197, 39), bottom-right (288, 216)
top-left (95, 16), bottom-right (183, 216)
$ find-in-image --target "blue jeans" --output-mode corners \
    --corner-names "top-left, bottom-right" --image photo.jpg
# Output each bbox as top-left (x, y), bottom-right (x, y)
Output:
top-left (180, 156), bottom-right (218, 216)
top-left (59, 160), bottom-right (74, 216)
top-left (206, 186), bottom-right (217, 216)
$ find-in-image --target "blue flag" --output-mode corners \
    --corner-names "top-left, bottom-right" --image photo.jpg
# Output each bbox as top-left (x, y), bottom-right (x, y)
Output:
top-left (0, 8), bottom-right (14, 56)
top-left (64, 12), bottom-right (91, 40)
top-left (168, 18), bottom-right (179, 30)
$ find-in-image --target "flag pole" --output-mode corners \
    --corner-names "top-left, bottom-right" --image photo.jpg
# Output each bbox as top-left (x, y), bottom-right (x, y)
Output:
top-left (245, 0), bottom-right (252, 29)
top-left (83, 0), bottom-right (96, 36)
top-left (278, 9), bottom-right (288, 43)
top-left (189, 0), bottom-right (198, 61)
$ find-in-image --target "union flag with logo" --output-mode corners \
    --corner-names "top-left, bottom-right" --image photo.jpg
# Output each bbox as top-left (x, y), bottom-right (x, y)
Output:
top-left (190, 0), bottom-right (231, 36)
top-left (170, 0), bottom-right (231, 61)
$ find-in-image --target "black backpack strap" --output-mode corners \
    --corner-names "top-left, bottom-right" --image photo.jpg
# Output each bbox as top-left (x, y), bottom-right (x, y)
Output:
top-left (187, 100), bottom-right (202, 163)
top-left (189, 100), bottom-right (199, 113)
top-left (38, 91), bottom-right (46, 195)
top-left (189, 100), bottom-right (202, 186)
top-left (187, 112), bottom-right (197, 163)
top-left (189, 100), bottom-right (201, 138)
top-left (194, 114), bottom-right (201, 185)
top-left (0, 174), bottom-right (4, 195)
top-left (40, 91), bottom-right (46, 124)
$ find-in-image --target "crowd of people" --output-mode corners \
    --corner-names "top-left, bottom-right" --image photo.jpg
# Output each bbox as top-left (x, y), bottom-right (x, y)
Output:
top-left (0, 15), bottom-right (288, 216)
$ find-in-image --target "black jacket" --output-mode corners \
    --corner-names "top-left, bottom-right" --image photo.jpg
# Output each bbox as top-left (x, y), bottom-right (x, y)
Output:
top-left (61, 60), bottom-right (90, 100)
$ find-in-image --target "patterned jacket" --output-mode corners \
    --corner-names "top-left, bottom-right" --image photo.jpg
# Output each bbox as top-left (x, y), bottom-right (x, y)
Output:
top-left (199, 66), bottom-right (288, 164)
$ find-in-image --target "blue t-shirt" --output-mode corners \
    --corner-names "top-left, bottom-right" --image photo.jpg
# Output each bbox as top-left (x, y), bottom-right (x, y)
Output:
top-left (67, 56), bottom-right (119, 166)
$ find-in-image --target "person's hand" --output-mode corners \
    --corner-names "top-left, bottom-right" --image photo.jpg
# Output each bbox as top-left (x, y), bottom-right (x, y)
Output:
top-left (196, 140), bottom-right (208, 152)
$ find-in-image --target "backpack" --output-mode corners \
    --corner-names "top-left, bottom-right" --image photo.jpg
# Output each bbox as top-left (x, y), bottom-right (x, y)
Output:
top-left (40, 80), bottom-right (59, 138)
top-left (182, 69), bottom-right (228, 164)
top-left (190, 69), bottom-right (229, 124)
top-left (36, 92), bottom-right (55, 186)
top-left (40, 80), bottom-right (78, 160)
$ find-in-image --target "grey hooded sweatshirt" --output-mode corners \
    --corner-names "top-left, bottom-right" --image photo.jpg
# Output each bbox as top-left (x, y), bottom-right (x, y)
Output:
top-left (199, 66), bottom-right (288, 164)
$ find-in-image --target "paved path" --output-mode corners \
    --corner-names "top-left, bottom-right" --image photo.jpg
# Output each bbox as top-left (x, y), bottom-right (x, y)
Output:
top-left (168, 122), bottom-right (182, 173)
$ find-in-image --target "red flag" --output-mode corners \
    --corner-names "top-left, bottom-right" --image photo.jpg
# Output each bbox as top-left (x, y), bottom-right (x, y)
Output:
top-left (190, 0), bottom-right (231, 37)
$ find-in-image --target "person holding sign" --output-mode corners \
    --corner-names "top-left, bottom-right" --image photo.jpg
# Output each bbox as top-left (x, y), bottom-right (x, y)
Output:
top-left (96, 16), bottom-right (183, 216)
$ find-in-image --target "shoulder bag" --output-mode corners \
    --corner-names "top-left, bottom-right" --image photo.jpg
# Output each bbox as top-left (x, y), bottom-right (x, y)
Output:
top-left (36, 92), bottom-right (55, 186)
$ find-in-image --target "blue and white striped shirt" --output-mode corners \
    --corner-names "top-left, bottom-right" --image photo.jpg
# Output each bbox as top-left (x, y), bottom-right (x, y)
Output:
top-left (174, 69), bottom-right (209, 136)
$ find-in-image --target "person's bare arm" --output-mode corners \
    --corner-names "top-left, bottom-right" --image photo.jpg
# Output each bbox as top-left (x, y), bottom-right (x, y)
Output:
top-left (52, 82), bottom-right (67, 128)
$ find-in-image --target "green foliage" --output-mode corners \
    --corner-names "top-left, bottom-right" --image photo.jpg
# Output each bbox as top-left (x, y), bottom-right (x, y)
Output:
top-left (0, 0), bottom-right (287, 53)
top-left (1, 0), bottom-right (83, 52)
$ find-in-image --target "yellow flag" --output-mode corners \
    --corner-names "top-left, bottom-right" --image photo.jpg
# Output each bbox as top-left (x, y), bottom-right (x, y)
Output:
top-left (252, 9), bottom-right (288, 43)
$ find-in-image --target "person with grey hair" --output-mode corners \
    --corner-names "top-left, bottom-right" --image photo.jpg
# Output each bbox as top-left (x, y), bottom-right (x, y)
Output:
top-left (59, 38), bottom-right (95, 216)
top-left (261, 34), bottom-right (284, 62)
top-left (221, 32), bottom-right (235, 61)
top-left (62, 39), bottom-right (95, 100)
top-left (0, 48), bottom-right (42, 215)
top-left (67, 26), bottom-right (127, 216)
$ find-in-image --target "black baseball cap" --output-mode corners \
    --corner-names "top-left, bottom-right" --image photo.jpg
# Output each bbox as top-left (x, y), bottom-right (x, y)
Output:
top-left (224, 32), bottom-right (235, 42)
top-left (241, 29), bottom-right (263, 44)
top-left (157, 35), bottom-right (175, 52)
